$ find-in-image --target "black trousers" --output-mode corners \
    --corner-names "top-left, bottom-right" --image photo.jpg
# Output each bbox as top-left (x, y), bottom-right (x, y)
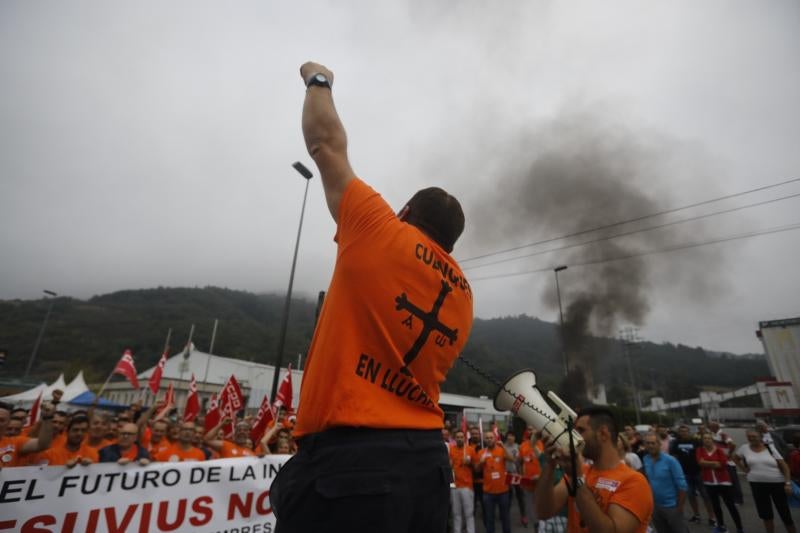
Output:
top-left (272, 427), bottom-right (452, 533)
top-left (705, 484), bottom-right (742, 530)
top-left (750, 481), bottom-right (794, 525)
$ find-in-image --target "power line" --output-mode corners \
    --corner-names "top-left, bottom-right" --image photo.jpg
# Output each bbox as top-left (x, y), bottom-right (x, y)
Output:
top-left (463, 191), bottom-right (800, 271)
top-left (459, 177), bottom-right (800, 264)
top-left (469, 221), bottom-right (800, 282)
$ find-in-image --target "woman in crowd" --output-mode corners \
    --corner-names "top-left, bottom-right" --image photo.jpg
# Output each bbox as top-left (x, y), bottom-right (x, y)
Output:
top-left (697, 432), bottom-right (743, 533)
top-left (734, 428), bottom-right (796, 533)
top-left (617, 434), bottom-right (642, 472)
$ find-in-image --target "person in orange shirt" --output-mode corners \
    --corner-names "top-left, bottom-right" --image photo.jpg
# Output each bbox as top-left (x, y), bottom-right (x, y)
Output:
top-left (85, 412), bottom-right (113, 451)
top-left (535, 406), bottom-right (654, 533)
top-left (479, 430), bottom-right (515, 533)
top-left (449, 430), bottom-right (477, 533)
top-left (0, 402), bottom-right (54, 467)
top-left (519, 427), bottom-right (543, 487)
top-left (146, 419), bottom-right (172, 457)
top-left (205, 418), bottom-right (256, 458)
top-left (39, 415), bottom-right (99, 467)
top-left (5, 418), bottom-right (23, 437)
top-left (155, 422), bottom-right (206, 462)
top-left (272, 61), bottom-right (473, 533)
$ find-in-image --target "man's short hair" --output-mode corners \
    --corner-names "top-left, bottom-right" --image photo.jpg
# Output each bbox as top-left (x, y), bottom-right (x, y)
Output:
top-left (577, 406), bottom-right (619, 442)
top-left (68, 415), bottom-right (90, 431)
top-left (403, 187), bottom-right (465, 253)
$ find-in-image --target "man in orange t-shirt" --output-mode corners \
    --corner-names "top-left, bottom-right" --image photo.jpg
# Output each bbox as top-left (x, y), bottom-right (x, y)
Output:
top-left (0, 402), bottom-right (54, 467)
top-left (155, 422), bottom-right (206, 462)
top-left (205, 419), bottom-right (256, 458)
top-left (535, 407), bottom-right (653, 533)
top-left (449, 430), bottom-right (477, 533)
top-left (39, 415), bottom-right (99, 467)
top-left (519, 427), bottom-right (543, 491)
top-left (272, 61), bottom-right (473, 533)
top-left (84, 413), bottom-right (113, 452)
top-left (479, 431), bottom-right (515, 533)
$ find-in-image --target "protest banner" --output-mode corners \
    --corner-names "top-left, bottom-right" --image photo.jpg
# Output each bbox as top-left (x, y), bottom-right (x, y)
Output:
top-left (0, 456), bottom-right (287, 533)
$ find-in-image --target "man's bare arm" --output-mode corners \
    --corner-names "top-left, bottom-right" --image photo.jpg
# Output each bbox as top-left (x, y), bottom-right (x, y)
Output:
top-left (299, 61), bottom-right (355, 222)
top-left (21, 402), bottom-right (54, 454)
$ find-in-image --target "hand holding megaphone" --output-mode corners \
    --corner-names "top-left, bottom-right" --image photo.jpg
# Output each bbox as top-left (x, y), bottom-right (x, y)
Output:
top-left (493, 369), bottom-right (584, 454)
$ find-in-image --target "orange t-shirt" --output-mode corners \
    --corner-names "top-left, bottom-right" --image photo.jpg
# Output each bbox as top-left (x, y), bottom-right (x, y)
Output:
top-left (519, 440), bottom-right (542, 481)
top-left (0, 436), bottom-right (31, 467)
top-left (449, 443), bottom-right (477, 488)
top-left (567, 462), bottom-right (653, 533)
top-left (155, 444), bottom-right (206, 462)
top-left (119, 444), bottom-right (141, 461)
top-left (148, 439), bottom-right (172, 458)
top-left (480, 445), bottom-right (510, 494)
top-left (220, 441), bottom-right (255, 458)
top-left (295, 178), bottom-right (474, 438)
top-left (39, 443), bottom-right (99, 466)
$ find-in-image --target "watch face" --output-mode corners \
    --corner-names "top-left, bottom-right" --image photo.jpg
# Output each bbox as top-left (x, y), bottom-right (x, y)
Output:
top-left (314, 74), bottom-right (327, 83)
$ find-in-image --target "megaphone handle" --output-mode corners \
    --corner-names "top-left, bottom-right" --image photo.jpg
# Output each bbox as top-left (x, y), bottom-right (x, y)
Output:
top-left (567, 416), bottom-right (578, 498)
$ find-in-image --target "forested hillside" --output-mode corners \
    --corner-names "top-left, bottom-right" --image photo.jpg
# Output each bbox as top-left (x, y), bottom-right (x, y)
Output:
top-left (0, 287), bottom-right (768, 404)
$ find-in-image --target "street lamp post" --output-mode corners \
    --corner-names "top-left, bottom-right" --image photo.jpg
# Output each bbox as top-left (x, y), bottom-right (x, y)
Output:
top-left (553, 266), bottom-right (568, 376)
top-left (270, 162), bottom-right (314, 403)
top-left (24, 289), bottom-right (58, 380)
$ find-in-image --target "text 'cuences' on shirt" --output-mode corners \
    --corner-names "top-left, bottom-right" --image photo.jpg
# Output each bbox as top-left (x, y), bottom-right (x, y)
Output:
top-left (295, 178), bottom-right (474, 437)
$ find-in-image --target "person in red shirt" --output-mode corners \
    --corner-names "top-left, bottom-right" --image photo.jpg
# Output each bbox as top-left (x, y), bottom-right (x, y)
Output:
top-left (155, 422), bottom-right (206, 462)
top-left (272, 61), bottom-right (473, 533)
top-left (39, 415), bottom-right (99, 467)
top-left (205, 418), bottom-right (256, 458)
top-left (697, 432), bottom-right (743, 532)
top-left (479, 430), bottom-right (515, 533)
top-left (449, 430), bottom-right (477, 533)
top-left (536, 406), bottom-right (653, 533)
top-left (0, 402), bottom-right (54, 467)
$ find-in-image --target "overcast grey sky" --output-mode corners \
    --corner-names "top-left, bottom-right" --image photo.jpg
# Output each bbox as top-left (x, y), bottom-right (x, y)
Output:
top-left (1, 1), bottom-right (798, 355)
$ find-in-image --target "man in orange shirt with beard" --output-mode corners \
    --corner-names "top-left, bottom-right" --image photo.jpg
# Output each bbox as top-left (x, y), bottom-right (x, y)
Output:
top-left (535, 406), bottom-right (653, 533)
top-left (480, 430), bottom-right (515, 533)
top-left (450, 430), bottom-right (477, 533)
top-left (155, 422), bottom-right (206, 462)
top-left (39, 415), bottom-right (99, 467)
top-left (205, 418), bottom-right (256, 458)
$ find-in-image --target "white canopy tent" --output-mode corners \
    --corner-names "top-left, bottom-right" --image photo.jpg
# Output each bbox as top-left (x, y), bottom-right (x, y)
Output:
top-left (0, 373), bottom-right (85, 407)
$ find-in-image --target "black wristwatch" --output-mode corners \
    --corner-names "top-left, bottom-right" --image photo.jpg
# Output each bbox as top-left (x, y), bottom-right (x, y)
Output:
top-left (306, 73), bottom-right (331, 89)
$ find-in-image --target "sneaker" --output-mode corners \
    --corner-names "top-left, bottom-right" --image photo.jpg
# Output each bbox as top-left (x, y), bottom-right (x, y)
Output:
top-left (709, 519), bottom-right (718, 527)
top-left (689, 515), bottom-right (701, 524)
top-left (521, 516), bottom-right (529, 527)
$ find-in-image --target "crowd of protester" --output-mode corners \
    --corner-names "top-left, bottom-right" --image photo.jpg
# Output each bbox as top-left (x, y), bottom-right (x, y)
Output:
top-left (0, 392), bottom-right (297, 471)
top-left (444, 415), bottom-right (800, 533)
top-left (4, 391), bottom-right (800, 532)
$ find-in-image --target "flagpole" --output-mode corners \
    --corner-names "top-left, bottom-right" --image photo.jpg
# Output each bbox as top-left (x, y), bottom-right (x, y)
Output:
top-left (209, 319), bottom-right (219, 355)
top-left (163, 328), bottom-right (172, 353)
top-left (96, 371), bottom-right (115, 401)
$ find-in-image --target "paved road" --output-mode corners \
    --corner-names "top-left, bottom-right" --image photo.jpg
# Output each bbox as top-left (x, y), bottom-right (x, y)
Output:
top-left (462, 474), bottom-right (800, 532)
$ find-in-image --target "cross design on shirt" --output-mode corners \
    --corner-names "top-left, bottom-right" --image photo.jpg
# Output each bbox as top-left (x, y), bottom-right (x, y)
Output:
top-left (395, 280), bottom-right (458, 377)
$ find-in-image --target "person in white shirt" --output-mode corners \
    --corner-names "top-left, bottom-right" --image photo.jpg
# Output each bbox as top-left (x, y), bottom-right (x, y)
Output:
top-left (733, 429), bottom-right (795, 533)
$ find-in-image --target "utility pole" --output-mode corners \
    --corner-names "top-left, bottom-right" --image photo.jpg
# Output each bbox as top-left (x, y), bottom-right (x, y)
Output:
top-left (620, 326), bottom-right (642, 424)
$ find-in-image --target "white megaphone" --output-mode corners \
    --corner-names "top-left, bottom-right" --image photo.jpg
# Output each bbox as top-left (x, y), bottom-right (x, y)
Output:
top-left (494, 369), bottom-right (584, 453)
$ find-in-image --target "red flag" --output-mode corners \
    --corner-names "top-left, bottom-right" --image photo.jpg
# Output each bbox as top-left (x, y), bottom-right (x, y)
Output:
top-left (156, 383), bottom-right (175, 418)
top-left (218, 375), bottom-right (245, 438)
top-left (26, 391), bottom-right (43, 428)
top-left (272, 364), bottom-right (293, 413)
top-left (113, 349), bottom-right (140, 389)
top-left (148, 351), bottom-right (168, 395)
top-left (204, 393), bottom-right (220, 433)
top-left (184, 374), bottom-right (200, 422)
top-left (249, 394), bottom-right (275, 445)
top-left (461, 409), bottom-right (468, 437)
